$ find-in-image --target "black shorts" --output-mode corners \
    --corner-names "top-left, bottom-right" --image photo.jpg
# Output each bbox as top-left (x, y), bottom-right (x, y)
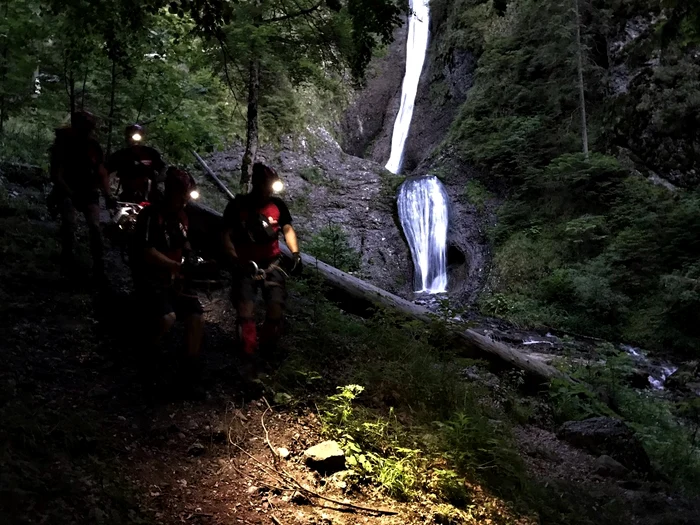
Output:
top-left (231, 266), bottom-right (287, 306)
top-left (138, 287), bottom-right (204, 319)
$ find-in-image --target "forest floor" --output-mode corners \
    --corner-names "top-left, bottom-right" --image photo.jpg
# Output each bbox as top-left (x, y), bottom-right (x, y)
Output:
top-left (1, 171), bottom-right (699, 524)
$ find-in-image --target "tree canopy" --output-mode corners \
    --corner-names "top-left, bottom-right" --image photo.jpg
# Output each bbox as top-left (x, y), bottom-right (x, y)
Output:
top-left (0, 0), bottom-right (403, 165)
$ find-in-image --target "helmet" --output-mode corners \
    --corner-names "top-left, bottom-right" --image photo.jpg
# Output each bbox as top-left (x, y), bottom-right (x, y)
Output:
top-left (126, 124), bottom-right (144, 143)
top-left (165, 167), bottom-right (196, 197)
top-left (71, 111), bottom-right (96, 133)
top-left (252, 162), bottom-right (284, 193)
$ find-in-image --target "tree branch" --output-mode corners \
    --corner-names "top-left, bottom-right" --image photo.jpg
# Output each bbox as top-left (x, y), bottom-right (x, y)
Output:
top-left (263, 0), bottom-right (322, 23)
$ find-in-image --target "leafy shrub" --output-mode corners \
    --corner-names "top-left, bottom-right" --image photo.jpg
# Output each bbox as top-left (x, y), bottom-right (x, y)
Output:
top-left (479, 151), bottom-right (700, 352)
top-left (462, 179), bottom-right (493, 211)
top-left (304, 223), bottom-right (361, 272)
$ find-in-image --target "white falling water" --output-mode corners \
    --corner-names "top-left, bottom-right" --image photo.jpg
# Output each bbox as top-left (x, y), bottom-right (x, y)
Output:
top-left (398, 176), bottom-right (449, 293)
top-left (386, 1), bottom-right (447, 293)
top-left (385, 0), bottom-right (430, 175)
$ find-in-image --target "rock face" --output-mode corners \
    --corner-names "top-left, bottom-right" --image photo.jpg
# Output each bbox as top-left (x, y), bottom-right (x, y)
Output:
top-left (557, 417), bottom-right (651, 473)
top-left (337, 0), bottom-right (486, 303)
top-left (339, 3), bottom-right (477, 173)
top-left (340, 22), bottom-right (407, 163)
top-left (304, 440), bottom-right (346, 474)
top-left (401, 42), bottom-right (476, 173)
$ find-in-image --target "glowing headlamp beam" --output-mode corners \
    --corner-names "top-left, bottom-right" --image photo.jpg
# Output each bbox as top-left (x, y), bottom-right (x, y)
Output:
top-left (131, 133), bottom-right (143, 142)
top-left (190, 190), bottom-right (200, 200)
top-left (272, 180), bottom-right (284, 193)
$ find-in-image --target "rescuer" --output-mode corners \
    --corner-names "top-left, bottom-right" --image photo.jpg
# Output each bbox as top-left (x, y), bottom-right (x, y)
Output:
top-left (107, 124), bottom-right (166, 204)
top-left (222, 162), bottom-right (302, 374)
top-left (48, 110), bottom-right (117, 281)
top-left (131, 167), bottom-right (204, 388)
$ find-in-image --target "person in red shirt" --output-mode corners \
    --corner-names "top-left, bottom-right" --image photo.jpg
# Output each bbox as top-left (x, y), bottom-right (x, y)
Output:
top-left (222, 163), bottom-right (302, 366)
top-left (107, 124), bottom-right (166, 204)
top-left (48, 110), bottom-right (117, 280)
top-left (132, 167), bottom-right (204, 386)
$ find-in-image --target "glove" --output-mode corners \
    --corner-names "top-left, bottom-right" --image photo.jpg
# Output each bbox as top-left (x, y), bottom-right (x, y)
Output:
top-left (105, 194), bottom-right (118, 210)
top-left (290, 252), bottom-right (303, 276)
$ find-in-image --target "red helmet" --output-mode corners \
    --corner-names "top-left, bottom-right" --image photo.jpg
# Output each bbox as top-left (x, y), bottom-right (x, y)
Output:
top-left (165, 167), bottom-right (196, 196)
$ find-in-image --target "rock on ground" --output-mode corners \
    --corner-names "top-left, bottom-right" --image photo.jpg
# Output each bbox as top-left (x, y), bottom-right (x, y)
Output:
top-left (557, 417), bottom-right (651, 473)
top-left (304, 440), bottom-right (346, 474)
top-left (594, 455), bottom-right (629, 479)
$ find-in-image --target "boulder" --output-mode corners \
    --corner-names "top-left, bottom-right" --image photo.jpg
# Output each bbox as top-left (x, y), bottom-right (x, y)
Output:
top-left (304, 440), bottom-right (346, 474)
top-left (557, 417), bottom-right (651, 473)
top-left (665, 361), bottom-right (700, 392)
top-left (594, 454), bottom-right (629, 479)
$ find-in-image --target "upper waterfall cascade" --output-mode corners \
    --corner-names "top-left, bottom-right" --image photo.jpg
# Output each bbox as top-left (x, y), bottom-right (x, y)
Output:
top-left (385, 0), bottom-right (430, 175)
top-left (398, 176), bottom-right (449, 294)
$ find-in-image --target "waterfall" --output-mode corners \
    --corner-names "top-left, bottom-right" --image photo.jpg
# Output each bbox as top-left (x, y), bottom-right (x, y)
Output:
top-left (385, 0), bottom-right (430, 175)
top-left (385, 1), bottom-right (447, 294)
top-left (398, 176), bottom-right (449, 293)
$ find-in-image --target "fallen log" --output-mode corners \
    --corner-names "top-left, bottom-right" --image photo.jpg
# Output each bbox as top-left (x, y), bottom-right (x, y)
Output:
top-left (278, 244), bottom-right (565, 382)
top-left (184, 201), bottom-right (565, 383)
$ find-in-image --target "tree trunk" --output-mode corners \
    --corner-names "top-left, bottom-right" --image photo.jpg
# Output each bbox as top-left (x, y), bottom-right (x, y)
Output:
top-left (240, 57), bottom-right (260, 193)
top-left (574, 0), bottom-right (589, 160)
top-left (69, 69), bottom-right (76, 116)
top-left (106, 59), bottom-right (117, 156)
top-left (276, 244), bottom-right (567, 383)
top-left (0, 0), bottom-right (8, 135)
top-left (80, 65), bottom-right (89, 110)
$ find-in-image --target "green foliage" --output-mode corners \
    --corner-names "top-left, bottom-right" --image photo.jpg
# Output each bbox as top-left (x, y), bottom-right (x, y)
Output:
top-left (462, 179), bottom-right (493, 212)
top-left (379, 168), bottom-right (405, 198)
top-left (433, 469), bottom-right (471, 507)
top-left (322, 386), bottom-right (420, 501)
top-left (0, 0), bottom-right (403, 172)
top-left (305, 222), bottom-right (361, 272)
top-left (481, 151), bottom-right (700, 349)
top-left (439, 412), bottom-right (525, 497)
top-left (0, 4), bottom-right (239, 167)
top-left (445, 0), bottom-right (700, 352)
top-left (285, 283), bottom-right (531, 511)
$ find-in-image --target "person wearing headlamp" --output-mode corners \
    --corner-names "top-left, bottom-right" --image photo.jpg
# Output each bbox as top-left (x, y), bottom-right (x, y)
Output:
top-left (222, 162), bottom-right (302, 372)
top-left (131, 167), bottom-right (204, 391)
top-left (107, 124), bottom-right (166, 204)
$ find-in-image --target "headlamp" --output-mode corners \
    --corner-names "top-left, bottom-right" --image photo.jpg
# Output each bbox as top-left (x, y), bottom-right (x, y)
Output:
top-left (189, 190), bottom-right (200, 200)
top-left (131, 133), bottom-right (143, 142)
top-left (272, 180), bottom-right (284, 194)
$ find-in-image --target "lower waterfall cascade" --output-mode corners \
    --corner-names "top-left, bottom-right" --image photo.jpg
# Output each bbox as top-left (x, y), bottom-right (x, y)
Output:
top-left (397, 176), bottom-right (449, 294)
